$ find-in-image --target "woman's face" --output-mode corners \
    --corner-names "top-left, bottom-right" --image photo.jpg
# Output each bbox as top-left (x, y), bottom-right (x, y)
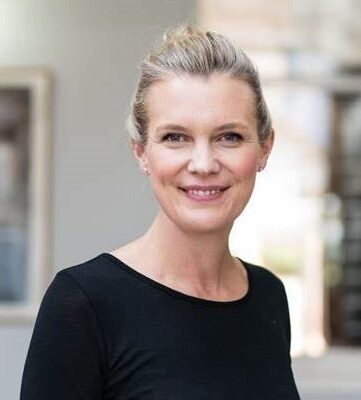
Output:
top-left (133, 72), bottom-right (273, 234)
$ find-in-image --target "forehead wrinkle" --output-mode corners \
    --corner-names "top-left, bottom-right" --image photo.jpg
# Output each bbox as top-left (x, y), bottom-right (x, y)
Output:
top-left (146, 74), bottom-right (257, 133)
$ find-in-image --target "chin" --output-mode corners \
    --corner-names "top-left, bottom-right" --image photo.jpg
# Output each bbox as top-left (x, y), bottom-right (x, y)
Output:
top-left (174, 213), bottom-right (234, 234)
top-left (180, 223), bottom-right (228, 235)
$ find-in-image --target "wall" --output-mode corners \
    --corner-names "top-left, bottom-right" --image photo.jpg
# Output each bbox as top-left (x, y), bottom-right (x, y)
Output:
top-left (0, 1), bottom-right (195, 398)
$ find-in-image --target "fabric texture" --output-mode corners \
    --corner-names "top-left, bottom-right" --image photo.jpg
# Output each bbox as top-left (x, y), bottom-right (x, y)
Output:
top-left (20, 252), bottom-right (301, 399)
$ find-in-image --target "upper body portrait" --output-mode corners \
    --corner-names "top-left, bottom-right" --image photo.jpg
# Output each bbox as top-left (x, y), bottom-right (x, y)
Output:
top-left (20, 25), bottom-right (301, 399)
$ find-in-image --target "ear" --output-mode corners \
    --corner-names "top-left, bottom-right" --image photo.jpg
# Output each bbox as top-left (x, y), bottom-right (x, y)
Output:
top-left (258, 128), bottom-right (275, 170)
top-left (131, 140), bottom-right (148, 172)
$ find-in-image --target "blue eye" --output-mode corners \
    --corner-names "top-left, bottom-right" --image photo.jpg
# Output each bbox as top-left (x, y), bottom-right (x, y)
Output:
top-left (162, 133), bottom-right (185, 142)
top-left (220, 132), bottom-right (243, 143)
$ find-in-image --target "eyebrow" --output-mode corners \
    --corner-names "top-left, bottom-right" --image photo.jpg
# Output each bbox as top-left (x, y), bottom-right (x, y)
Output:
top-left (215, 122), bottom-right (250, 130)
top-left (156, 124), bottom-right (188, 133)
top-left (156, 121), bottom-right (250, 133)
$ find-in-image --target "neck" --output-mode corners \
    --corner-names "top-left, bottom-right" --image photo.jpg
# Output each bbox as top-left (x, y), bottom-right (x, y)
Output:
top-left (136, 210), bottom-right (238, 296)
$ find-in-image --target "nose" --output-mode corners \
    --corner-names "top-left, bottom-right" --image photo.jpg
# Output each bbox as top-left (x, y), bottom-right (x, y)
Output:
top-left (187, 142), bottom-right (220, 175)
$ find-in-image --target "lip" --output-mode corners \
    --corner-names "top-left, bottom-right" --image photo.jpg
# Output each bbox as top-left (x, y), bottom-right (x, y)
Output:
top-left (179, 185), bottom-right (230, 202)
top-left (180, 185), bottom-right (230, 191)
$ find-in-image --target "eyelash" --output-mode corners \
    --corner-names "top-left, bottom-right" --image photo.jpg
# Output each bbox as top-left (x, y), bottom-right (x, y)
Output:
top-left (162, 133), bottom-right (186, 142)
top-left (161, 132), bottom-right (243, 144)
top-left (219, 132), bottom-right (243, 143)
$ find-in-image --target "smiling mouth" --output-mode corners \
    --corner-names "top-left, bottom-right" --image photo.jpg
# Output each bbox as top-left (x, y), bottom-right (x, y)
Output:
top-left (182, 188), bottom-right (225, 196)
top-left (179, 186), bottom-right (230, 200)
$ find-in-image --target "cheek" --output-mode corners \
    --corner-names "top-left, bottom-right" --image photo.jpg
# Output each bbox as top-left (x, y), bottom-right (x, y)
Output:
top-left (228, 151), bottom-right (259, 178)
top-left (147, 150), bottom-right (184, 182)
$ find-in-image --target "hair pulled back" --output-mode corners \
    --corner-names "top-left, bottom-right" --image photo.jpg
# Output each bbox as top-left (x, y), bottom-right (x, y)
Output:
top-left (127, 24), bottom-right (272, 146)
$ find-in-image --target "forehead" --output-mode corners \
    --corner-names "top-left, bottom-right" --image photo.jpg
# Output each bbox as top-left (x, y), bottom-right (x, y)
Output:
top-left (146, 73), bottom-right (256, 130)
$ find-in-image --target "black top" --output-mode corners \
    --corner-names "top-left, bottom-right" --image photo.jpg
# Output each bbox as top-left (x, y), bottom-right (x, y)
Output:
top-left (20, 253), bottom-right (301, 399)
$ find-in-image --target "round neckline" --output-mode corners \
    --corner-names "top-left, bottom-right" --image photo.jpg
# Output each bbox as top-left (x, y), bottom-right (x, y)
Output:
top-left (101, 252), bottom-right (253, 308)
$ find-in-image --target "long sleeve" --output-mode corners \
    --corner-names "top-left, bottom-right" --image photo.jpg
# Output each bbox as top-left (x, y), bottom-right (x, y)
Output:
top-left (276, 278), bottom-right (293, 362)
top-left (284, 284), bottom-right (292, 354)
top-left (20, 270), bottom-right (106, 400)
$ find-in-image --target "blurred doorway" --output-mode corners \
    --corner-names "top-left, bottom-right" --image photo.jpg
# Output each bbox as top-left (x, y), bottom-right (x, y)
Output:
top-left (327, 85), bottom-right (361, 345)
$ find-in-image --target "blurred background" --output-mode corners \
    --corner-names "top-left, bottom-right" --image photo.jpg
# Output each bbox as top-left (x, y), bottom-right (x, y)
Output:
top-left (0, 1), bottom-right (360, 399)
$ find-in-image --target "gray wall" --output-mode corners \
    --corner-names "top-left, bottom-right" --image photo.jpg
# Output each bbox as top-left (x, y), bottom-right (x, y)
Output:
top-left (0, 1), bottom-right (195, 398)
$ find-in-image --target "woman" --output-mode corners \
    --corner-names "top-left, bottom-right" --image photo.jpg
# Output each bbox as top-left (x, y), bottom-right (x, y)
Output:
top-left (21, 25), bottom-right (301, 399)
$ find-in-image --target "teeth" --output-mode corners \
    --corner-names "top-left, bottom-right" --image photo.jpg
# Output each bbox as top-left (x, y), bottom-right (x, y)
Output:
top-left (188, 189), bottom-right (221, 196)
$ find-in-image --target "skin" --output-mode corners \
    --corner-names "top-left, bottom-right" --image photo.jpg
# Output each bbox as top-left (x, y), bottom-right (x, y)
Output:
top-left (111, 72), bottom-right (274, 301)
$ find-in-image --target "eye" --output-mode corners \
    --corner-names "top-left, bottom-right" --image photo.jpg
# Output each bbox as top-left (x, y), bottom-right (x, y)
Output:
top-left (161, 132), bottom-right (186, 143)
top-left (219, 132), bottom-right (243, 144)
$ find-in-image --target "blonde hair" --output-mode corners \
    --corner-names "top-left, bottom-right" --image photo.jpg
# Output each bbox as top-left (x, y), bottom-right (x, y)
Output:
top-left (127, 24), bottom-right (272, 146)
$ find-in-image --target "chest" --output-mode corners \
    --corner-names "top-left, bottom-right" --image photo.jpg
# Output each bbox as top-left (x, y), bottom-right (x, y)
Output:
top-left (101, 301), bottom-right (298, 399)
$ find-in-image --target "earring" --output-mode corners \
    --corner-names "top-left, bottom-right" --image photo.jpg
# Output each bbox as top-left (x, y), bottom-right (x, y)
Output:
top-left (141, 167), bottom-right (149, 175)
top-left (257, 163), bottom-right (265, 172)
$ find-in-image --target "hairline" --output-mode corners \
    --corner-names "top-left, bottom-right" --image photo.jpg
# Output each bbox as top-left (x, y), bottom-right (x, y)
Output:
top-left (136, 70), bottom-right (264, 147)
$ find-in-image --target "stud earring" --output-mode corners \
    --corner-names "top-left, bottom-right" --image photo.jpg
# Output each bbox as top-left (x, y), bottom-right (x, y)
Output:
top-left (257, 163), bottom-right (265, 172)
top-left (141, 167), bottom-right (149, 175)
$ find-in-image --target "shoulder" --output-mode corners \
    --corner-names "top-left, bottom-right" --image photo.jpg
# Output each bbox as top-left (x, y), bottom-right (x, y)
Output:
top-left (243, 259), bottom-right (283, 286)
top-left (242, 259), bottom-right (287, 299)
top-left (59, 252), bottom-right (111, 276)
top-left (48, 251), bottom-right (136, 308)
top-left (44, 253), bottom-right (127, 310)
top-left (243, 260), bottom-right (292, 330)
top-left (41, 254), bottom-right (109, 307)
top-left (56, 252), bottom-right (118, 288)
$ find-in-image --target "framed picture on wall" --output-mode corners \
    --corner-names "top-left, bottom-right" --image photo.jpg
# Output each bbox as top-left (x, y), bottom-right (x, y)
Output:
top-left (0, 68), bottom-right (52, 322)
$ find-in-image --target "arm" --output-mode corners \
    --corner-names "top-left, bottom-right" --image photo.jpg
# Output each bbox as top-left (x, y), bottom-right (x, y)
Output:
top-left (276, 279), bottom-right (302, 398)
top-left (20, 271), bottom-right (106, 400)
top-left (277, 279), bottom-right (292, 360)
